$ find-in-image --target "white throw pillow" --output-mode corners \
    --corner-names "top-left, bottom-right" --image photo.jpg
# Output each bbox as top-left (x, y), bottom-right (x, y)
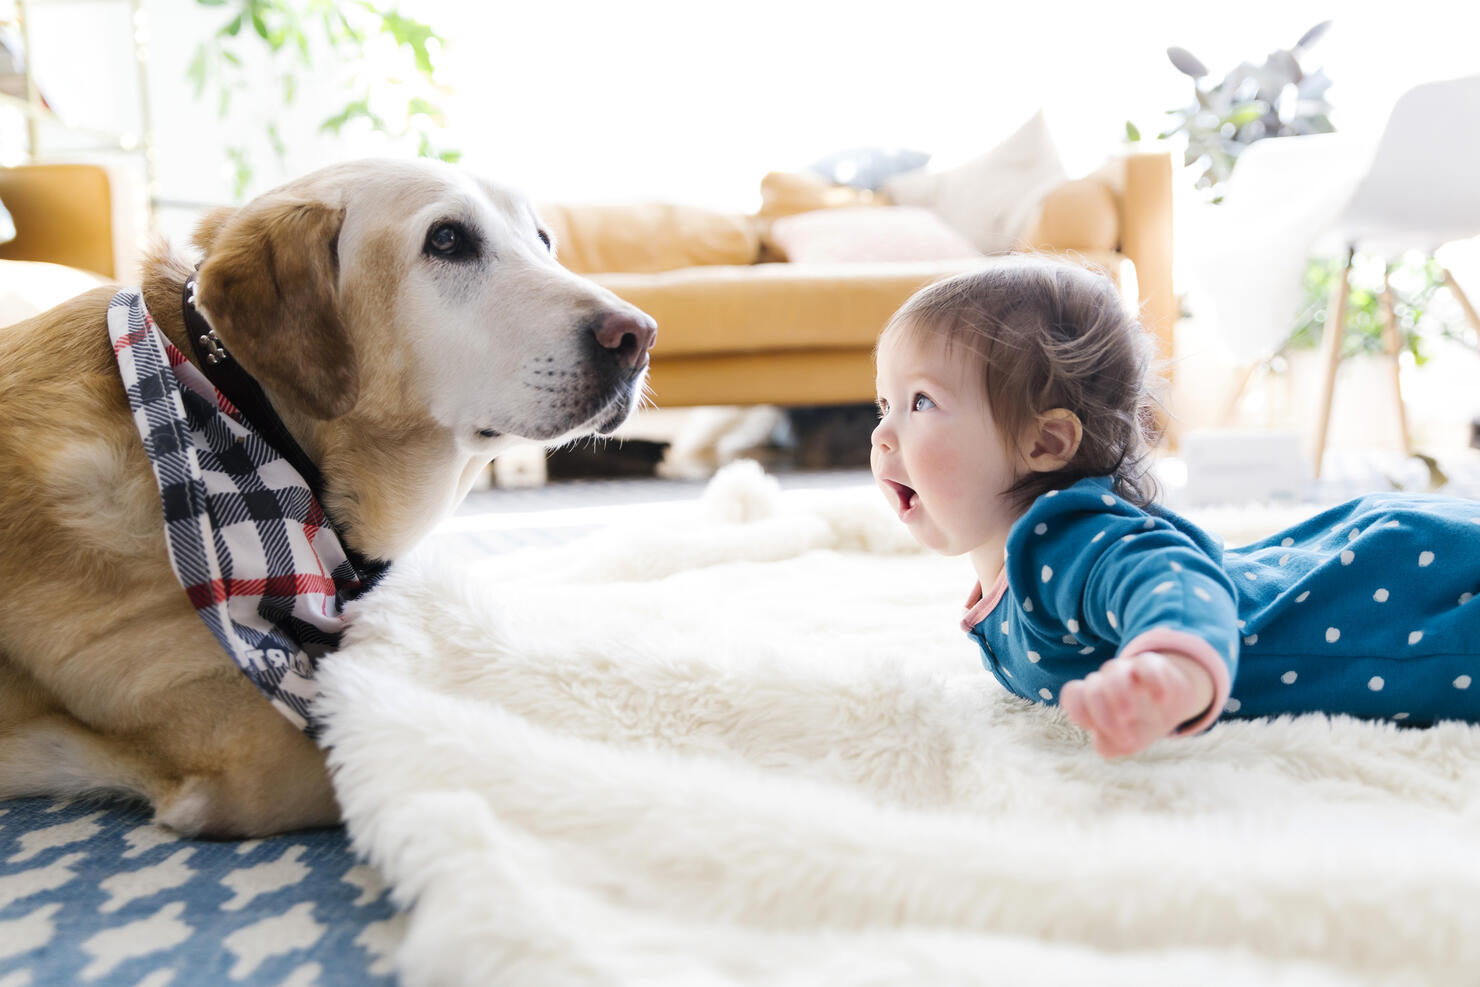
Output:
top-left (884, 110), bottom-right (1067, 254)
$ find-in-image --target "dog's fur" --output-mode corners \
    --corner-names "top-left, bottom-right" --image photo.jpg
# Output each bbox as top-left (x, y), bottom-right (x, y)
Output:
top-left (0, 159), bottom-right (656, 837)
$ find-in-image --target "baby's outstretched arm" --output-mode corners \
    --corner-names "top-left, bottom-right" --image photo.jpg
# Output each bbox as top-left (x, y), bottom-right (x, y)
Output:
top-left (1059, 651), bottom-right (1215, 758)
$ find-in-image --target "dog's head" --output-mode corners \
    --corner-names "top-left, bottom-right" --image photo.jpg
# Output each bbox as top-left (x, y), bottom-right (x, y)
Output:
top-left (191, 158), bottom-right (657, 446)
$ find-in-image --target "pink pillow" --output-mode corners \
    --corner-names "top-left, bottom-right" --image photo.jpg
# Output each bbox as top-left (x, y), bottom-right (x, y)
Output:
top-left (767, 206), bottom-right (984, 263)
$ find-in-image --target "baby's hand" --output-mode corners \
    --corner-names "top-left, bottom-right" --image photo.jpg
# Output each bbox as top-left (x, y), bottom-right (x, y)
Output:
top-left (1059, 650), bottom-right (1215, 758)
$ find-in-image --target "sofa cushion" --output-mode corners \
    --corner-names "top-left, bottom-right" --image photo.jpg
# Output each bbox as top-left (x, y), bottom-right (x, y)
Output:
top-left (592, 260), bottom-right (986, 356)
top-left (882, 110), bottom-right (1067, 254)
top-left (756, 170), bottom-right (882, 220)
top-left (768, 206), bottom-right (983, 263)
top-left (538, 202), bottom-right (760, 275)
top-left (1023, 177), bottom-right (1120, 251)
top-left (593, 252), bottom-right (1135, 359)
top-left (808, 147), bottom-right (931, 190)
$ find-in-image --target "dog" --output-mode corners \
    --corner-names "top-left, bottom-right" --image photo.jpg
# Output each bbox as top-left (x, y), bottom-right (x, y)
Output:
top-left (0, 158), bottom-right (657, 837)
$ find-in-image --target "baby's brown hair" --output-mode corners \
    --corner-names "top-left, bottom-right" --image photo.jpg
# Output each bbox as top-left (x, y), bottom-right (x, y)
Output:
top-left (882, 254), bottom-right (1163, 508)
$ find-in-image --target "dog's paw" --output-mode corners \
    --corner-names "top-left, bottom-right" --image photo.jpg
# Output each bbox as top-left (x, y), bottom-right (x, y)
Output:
top-left (152, 776), bottom-right (221, 837)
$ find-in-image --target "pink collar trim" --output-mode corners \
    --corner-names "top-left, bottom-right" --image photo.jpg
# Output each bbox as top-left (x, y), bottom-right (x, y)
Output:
top-left (960, 570), bottom-right (1008, 632)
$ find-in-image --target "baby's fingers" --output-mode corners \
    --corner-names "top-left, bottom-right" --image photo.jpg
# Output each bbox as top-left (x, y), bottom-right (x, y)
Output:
top-left (1081, 673), bottom-right (1140, 756)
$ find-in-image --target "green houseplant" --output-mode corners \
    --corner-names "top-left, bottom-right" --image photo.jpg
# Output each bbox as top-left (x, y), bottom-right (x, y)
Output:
top-left (1130, 22), bottom-right (1473, 366)
top-left (1129, 21), bottom-right (1334, 202)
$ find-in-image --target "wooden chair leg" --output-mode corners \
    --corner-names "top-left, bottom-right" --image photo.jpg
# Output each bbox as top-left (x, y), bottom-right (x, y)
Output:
top-left (1379, 271), bottom-right (1412, 455)
top-left (1217, 359), bottom-right (1261, 428)
top-left (1311, 248), bottom-right (1353, 479)
top-left (1442, 267), bottom-right (1480, 335)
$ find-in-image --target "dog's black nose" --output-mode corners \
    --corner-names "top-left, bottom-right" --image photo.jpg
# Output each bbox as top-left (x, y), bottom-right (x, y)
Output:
top-left (593, 310), bottom-right (657, 371)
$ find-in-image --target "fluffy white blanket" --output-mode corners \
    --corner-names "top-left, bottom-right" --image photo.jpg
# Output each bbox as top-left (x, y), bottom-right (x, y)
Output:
top-left (317, 464), bottom-right (1480, 987)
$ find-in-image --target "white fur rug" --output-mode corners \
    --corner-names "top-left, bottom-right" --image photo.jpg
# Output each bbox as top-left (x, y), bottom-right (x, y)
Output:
top-left (317, 463), bottom-right (1480, 987)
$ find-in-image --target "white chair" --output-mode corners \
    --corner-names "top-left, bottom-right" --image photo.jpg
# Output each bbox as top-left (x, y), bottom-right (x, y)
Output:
top-left (1309, 74), bottom-right (1480, 475)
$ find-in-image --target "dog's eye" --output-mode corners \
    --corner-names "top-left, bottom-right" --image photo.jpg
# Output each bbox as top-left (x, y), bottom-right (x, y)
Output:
top-left (425, 221), bottom-right (474, 260)
top-left (537, 228), bottom-right (552, 251)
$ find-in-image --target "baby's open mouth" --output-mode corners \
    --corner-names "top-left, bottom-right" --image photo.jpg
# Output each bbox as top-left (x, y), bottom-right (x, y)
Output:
top-left (883, 479), bottom-right (919, 516)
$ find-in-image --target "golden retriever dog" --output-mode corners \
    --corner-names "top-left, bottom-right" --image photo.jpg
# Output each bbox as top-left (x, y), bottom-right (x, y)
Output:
top-left (0, 158), bottom-right (656, 837)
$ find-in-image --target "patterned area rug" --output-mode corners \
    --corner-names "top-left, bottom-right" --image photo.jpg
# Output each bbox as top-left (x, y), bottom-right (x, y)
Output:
top-left (0, 798), bottom-right (401, 985)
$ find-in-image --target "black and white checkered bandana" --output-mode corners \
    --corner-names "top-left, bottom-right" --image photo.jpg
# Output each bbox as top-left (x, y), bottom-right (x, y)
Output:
top-left (107, 288), bottom-right (384, 735)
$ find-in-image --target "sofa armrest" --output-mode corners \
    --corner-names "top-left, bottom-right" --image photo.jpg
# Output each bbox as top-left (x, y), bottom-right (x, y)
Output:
top-left (1119, 150), bottom-right (1175, 363)
top-left (0, 164), bottom-right (117, 279)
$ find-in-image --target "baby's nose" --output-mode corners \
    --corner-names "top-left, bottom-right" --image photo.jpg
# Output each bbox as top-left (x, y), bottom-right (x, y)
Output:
top-left (871, 420), bottom-right (892, 451)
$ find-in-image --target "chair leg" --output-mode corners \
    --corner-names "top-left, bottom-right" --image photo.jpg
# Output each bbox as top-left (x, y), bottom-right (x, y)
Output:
top-left (1442, 268), bottom-right (1480, 451)
top-left (1379, 272), bottom-right (1412, 455)
top-left (1442, 267), bottom-right (1480, 335)
top-left (1311, 248), bottom-right (1353, 479)
top-left (1217, 358), bottom-right (1261, 428)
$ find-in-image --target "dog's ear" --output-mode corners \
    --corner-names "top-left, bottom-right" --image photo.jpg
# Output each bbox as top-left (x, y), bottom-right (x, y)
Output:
top-left (194, 196), bottom-right (358, 420)
top-left (189, 206), bottom-right (238, 257)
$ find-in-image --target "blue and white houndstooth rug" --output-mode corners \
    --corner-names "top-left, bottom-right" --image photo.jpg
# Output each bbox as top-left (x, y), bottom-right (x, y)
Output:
top-left (0, 796), bottom-right (401, 985)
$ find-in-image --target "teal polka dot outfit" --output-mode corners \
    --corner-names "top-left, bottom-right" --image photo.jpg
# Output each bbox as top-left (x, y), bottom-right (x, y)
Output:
top-left (964, 476), bottom-right (1480, 727)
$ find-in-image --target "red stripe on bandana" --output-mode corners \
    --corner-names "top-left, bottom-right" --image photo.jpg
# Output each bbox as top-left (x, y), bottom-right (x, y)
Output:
top-left (113, 324), bottom-right (151, 355)
top-left (184, 574), bottom-right (341, 609)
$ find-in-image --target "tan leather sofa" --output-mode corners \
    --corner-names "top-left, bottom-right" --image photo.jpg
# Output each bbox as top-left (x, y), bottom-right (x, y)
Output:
top-left (541, 150), bottom-right (1175, 409)
top-left (0, 155), bottom-right (1175, 415)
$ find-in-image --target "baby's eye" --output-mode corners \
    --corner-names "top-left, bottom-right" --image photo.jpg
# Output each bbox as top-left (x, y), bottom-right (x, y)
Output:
top-left (876, 398), bottom-right (889, 418)
top-left (912, 393), bottom-right (936, 412)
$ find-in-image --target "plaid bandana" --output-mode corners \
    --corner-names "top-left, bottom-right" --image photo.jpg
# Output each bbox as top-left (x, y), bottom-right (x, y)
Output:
top-left (107, 288), bottom-right (386, 735)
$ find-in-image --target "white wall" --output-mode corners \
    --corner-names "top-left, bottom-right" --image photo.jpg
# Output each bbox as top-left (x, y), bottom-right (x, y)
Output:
top-left (19, 0), bottom-right (1480, 226)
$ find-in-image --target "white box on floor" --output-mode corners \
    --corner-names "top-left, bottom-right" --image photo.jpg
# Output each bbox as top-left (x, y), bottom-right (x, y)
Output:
top-left (1179, 429), bottom-right (1307, 506)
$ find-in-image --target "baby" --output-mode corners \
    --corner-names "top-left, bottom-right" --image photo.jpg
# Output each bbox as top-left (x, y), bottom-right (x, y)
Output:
top-left (870, 255), bottom-right (1480, 757)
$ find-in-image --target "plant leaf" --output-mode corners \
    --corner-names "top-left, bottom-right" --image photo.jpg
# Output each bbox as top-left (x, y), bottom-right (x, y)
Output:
top-left (1295, 20), bottom-right (1332, 50)
top-left (1124, 120), bottom-right (1141, 142)
top-left (1167, 46), bottom-right (1208, 78)
top-left (1225, 101), bottom-right (1269, 127)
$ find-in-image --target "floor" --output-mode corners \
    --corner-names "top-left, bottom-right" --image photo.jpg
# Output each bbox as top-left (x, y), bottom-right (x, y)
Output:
top-left (428, 446), bottom-right (1480, 563)
top-left (432, 465), bottom-right (875, 561)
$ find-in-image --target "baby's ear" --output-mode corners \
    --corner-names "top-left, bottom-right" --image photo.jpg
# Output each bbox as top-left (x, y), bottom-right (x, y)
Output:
top-left (1022, 408), bottom-right (1083, 473)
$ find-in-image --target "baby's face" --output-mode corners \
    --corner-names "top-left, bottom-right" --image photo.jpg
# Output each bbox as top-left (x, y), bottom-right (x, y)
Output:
top-left (870, 330), bottom-right (1026, 557)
